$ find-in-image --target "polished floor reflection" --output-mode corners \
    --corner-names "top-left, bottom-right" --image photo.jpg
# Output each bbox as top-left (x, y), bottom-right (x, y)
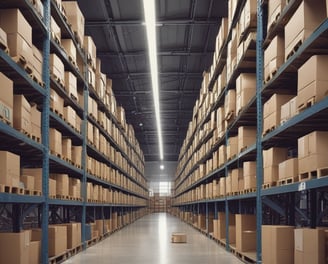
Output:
top-left (63, 213), bottom-right (243, 264)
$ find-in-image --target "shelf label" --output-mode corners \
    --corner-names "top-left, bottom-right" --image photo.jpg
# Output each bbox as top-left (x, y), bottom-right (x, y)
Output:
top-left (298, 182), bottom-right (306, 191)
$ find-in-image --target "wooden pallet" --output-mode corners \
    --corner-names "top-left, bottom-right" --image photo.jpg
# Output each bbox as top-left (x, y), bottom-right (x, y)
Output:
top-left (66, 244), bottom-right (83, 258)
top-left (286, 39), bottom-right (303, 61)
top-left (86, 237), bottom-right (99, 247)
top-left (264, 67), bottom-right (278, 84)
top-left (0, 40), bottom-right (9, 54)
top-left (24, 189), bottom-right (42, 196)
top-left (50, 107), bottom-right (64, 119)
top-left (48, 251), bottom-right (68, 264)
top-left (70, 93), bottom-right (78, 102)
top-left (12, 55), bottom-right (33, 74)
top-left (30, 73), bottom-right (45, 88)
top-left (67, 55), bottom-right (78, 70)
top-left (234, 251), bottom-right (257, 264)
top-left (31, 134), bottom-right (41, 143)
top-left (50, 150), bottom-right (62, 159)
top-left (51, 73), bottom-right (65, 89)
top-left (0, 184), bottom-right (24, 194)
top-left (49, 195), bottom-right (56, 199)
top-left (278, 176), bottom-right (298, 186)
top-left (298, 96), bottom-right (315, 112)
top-left (18, 129), bottom-right (32, 139)
top-left (0, 113), bottom-right (11, 125)
top-left (51, 32), bottom-right (61, 46)
top-left (262, 125), bottom-right (276, 136)
top-left (299, 167), bottom-right (328, 181)
top-left (72, 162), bottom-right (82, 169)
top-left (262, 182), bottom-right (277, 189)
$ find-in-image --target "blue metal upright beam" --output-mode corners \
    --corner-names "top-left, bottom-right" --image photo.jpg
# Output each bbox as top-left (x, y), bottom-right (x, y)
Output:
top-left (41, 0), bottom-right (51, 263)
top-left (82, 66), bottom-right (89, 249)
top-left (256, 0), bottom-right (264, 262)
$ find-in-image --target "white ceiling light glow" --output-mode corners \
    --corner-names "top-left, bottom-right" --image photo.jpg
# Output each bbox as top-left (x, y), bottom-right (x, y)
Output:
top-left (143, 0), bottom-right (164, 160)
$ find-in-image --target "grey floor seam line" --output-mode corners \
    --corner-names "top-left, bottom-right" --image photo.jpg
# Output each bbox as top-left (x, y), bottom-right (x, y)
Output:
top-left (63, 213), bottom-right (243, 264)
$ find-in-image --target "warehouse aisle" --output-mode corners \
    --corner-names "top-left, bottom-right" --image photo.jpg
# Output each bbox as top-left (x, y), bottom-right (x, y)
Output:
top-left (63, 213), bottom-right (242, 264)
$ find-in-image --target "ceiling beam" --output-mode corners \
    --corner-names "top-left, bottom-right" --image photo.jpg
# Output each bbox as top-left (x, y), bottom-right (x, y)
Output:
top-left (109, 72), bottom-right (202, 79)
top-left (85, 18), bottom-right (219, 27)
top-left (98, 50), bottom-right (214, 57)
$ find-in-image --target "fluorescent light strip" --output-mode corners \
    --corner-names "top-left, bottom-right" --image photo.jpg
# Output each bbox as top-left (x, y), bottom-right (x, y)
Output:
top-left (143, 0), bottom-right (164, 160)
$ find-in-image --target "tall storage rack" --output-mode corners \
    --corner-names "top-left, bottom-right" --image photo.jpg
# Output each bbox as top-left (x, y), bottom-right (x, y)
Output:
top-left (173, 0), bottom-right (328, 263)
top-left (0, 1), bottom-right (148, 263)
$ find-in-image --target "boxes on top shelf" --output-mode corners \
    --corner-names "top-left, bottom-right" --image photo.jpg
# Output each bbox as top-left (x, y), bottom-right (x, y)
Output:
top-left (96, 72), bottom-right (106, 99)
top-left (297, 55), bottom-right (328, 111)
top-left (0, 151), bottom-right (20, 187)
top-left (62, 1), bottom-right (85, 45)
top-left (267, 0), bottom-right (287, 32)
top-left (241, 0), bottom-right (257, 35)
top-left (284, 0), bottom-right (326, 61)
top-left (0, 72), bottom-right (13, 125)
top-left (13, 95), bottom-right (32, 135)
top-left (227, 27), bottom-right (237, 80)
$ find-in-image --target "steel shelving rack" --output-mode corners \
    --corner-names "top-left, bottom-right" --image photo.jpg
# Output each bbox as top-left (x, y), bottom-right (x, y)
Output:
top-left (173, 0), bottom-right (328, 263)
top-left (0, 1), bottom-right (148, 263)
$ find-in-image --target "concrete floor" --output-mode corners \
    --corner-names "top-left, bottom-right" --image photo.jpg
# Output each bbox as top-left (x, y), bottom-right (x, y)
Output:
top-left (63, 213), bottom-right (243, 264)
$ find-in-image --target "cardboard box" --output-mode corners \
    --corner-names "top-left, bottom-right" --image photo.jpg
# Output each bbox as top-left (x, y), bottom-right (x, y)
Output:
top-left (224, 89), bottom-right (236, 119)
top-left (263, 94), bottom-right (294, 133)
top-left (294, 228), bottom-right (327, 264)
top-left (21, 168), bottom-right (42, 192)
top-left (238, 126), bottom-right (256, 152)
top-left (236, 214), bottom-right (256, 252)
top-left (227, 136), bottom-right (238, 160)
top-left (50, 88), bottom-right (64, 116)
top-left (29, 240), bottom-right (40, 264)
top-left (64, 106), bottom-right (76, 127)
top-left (267, 0), bottom-right (287, 31)
top-left (297, 55), bottom-right (328, 108)
top-left (243, 161), bottom-right (256, 189)
top-left (69, 178), bottom-right (80, 198)
top-left (263, 147), bottom-right (288, 167)
top-left (298, 131), bottom-right (328, 157)
top-left (32, 45), bottom-right (43, 83)
top-left (171, 232), bottom-right (187, 243)
top-left (0, 9), bottom-right (32, 45)
top-left (62, 39), bottom-right (77, 64)
top-left (0, 231), bottom-right (30, 264)
top-left (49, 128), bottom-right (62, 155)
top-left (50, 174), bottom-right (69, 196)
top-left (62, 137), bottom-right (72, 160)
top-left (95, 219), bottom-right (104, 235)
top-left (231, 168), bottom-right (243, 193)
top-left (49, 178), bottom-right (56, 196)
top-left (13, 95), bottom-right (31, 134)
top-left (83, 36), bottom-right (96, 68)
top-left (236, 73), bottom-right (256, 114)
top-left (0, 71), bottom-right (13, 120)
top-left (62, 1), bottom-right (85, 45)
top-left (20, 175), bottom-right (34, 190)
top-left (50, 53), bottom-right (64, 83)
top-left (7, 32), bottom-right (32, 68)
top-left (72, 145), bottom-right (82, 167)
top-left (0, 151), bottom-right (20, 187)
top-left (262, 225), bottom-right (294, 264)
top-left (63, 222), bottom-right (81, 249)
top-left (31, 104), bottom-right (41, 139)
top-left (285, 0), bottom-right (326, 60)
top-left (264, 34), bottom-right (284, 80)
top-left (243, 0), bottom-right (257, 30)
top-left (65, 72), bottom-right (78, 100)
top-left (51, 16), bottom-right (61, 43)
top-left (278, 158), bottom-right (298, 180)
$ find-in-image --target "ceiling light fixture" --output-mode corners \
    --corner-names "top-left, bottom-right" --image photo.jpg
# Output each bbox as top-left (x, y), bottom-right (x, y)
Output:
top-left (143, 0), bottom-right (164, 160)
top-left (160, 164), bottom-right (164, 170)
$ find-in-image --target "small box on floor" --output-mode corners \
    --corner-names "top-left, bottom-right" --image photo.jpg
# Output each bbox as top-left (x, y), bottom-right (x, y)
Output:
top-left (171, 232), bottom-right (187, 243)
